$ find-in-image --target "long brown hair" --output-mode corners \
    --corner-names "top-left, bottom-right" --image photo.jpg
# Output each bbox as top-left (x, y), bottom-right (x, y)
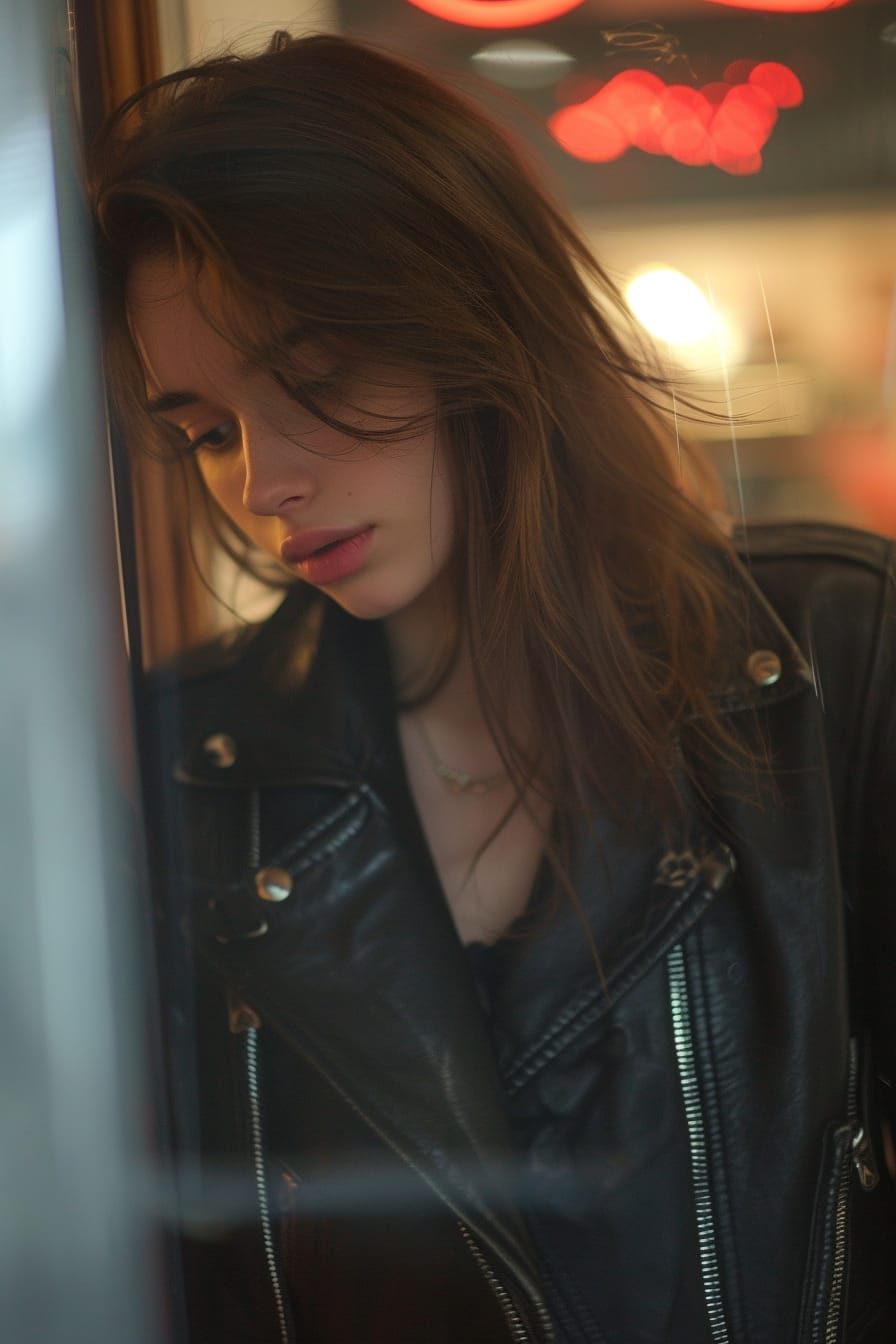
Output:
top-left (91, 31), bottom-right (754, 834)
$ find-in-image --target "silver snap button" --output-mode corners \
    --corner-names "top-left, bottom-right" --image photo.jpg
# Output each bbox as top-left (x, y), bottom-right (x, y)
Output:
top-left (255, 866), bottom-right (294, 903)
top-left (202, 733), bottom-right (237, 768)
top-left (744, 649), bottom-right (781, 687)
top-left (656, 849), bottom-right (698, 889)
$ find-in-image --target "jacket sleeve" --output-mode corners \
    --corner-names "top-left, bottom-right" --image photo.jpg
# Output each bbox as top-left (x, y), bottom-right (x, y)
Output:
top-left (856, 542), bottom-right (896, 1138)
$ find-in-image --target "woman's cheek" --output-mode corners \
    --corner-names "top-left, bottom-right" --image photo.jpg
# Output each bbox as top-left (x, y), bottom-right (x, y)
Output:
top-left (199, 454), bottom-right (245, 521)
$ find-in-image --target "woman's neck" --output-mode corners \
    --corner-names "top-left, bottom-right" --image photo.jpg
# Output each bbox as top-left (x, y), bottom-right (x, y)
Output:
top-left (385, 576), bottom-right (483, 736)
top-left (385, 580), bottom-right (550, 947)
top-left (384, 576), bottom-right (532, 768)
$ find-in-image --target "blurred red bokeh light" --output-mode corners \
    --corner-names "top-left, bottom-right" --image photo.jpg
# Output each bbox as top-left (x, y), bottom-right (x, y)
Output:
top-left (404, 0), bottom-right (587, 26)
top-left (750, 62), bottom-right (804, 109)
top-left (704, 1), bottom-right (852, 10)
top-left (820, 423), bottom-right (896, 537)
top-left (548, 64), bottom-right (803, 175)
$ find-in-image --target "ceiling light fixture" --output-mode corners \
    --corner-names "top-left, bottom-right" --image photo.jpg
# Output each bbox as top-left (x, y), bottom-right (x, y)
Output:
top-left (471, 40), bottom-right (576, 89)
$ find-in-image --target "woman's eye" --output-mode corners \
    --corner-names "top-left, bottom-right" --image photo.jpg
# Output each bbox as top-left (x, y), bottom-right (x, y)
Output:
top-left (186, 421), bottom-right (238, 454)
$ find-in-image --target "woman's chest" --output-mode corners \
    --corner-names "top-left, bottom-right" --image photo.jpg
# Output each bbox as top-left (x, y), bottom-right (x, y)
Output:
top-left (406, 776), bottom-right (551, 945)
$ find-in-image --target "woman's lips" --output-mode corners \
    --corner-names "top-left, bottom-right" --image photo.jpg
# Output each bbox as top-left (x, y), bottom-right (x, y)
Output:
top-left (280, 526), bottom-right (375, 584)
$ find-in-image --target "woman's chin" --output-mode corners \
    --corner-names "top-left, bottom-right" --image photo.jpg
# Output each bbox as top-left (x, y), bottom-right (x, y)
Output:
top-left (315, 565), bottom-right (451, 625)
top-left (319, 585), bottom-right (419, 623)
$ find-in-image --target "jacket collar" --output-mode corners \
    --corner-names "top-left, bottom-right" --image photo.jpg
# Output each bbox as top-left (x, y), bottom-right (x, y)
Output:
top-left (701, 541), bottom-right (814, 714)
top-left (171, 545), bottom-right (812, 792)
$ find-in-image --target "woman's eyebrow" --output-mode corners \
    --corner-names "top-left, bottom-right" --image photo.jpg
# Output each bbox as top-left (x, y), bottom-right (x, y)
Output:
top-left (145, 390), bottom-right (198, 414)
top-left (143, 339), bottom-right (331, 413)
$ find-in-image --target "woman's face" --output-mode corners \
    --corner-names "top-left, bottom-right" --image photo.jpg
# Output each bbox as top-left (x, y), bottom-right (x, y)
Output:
top-left (127, 254), bottom-right (454, 622)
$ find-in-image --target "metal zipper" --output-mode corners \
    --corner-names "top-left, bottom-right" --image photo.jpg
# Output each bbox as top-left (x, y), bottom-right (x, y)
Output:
top-left (849, 1124), bottom-right (880, 1193)
top-left (458, 1221), bottom-right (549, 1343)
top-left (821, 1037), bottom-right (865, 1344)
top-left (241, 789), bottom-right (292, 1344)
top-left (245, 1025), bottom-right (293, 1344)
top-left (822, 1136), bottom-right (851, 1344)
top-left (846, 1035), bottom-right (880, 1194)
top-left (667, 943), bottom-right (731, 1344)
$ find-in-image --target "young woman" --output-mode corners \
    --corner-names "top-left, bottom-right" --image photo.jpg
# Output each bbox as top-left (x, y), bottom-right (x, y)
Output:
top-left (91, 31), bottom-right (896, 1344)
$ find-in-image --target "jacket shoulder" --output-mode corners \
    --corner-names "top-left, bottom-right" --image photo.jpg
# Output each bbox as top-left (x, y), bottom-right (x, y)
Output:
top-left (730, 519), bottom-right (896, 637)
top-left (732, 518), bottom-right (895, 576)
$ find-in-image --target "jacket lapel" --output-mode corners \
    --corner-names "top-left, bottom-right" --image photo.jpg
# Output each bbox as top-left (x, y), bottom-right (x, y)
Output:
top-left (170, 600), bottom-right (551, 1303)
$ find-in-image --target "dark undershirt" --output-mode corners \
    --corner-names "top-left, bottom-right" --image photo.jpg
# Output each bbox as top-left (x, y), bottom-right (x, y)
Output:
top-left (464, 937), bottom-right (506, 1019)
top-left (462, 934), bottom-right (596, 1344)
top-left (463, 848), bottom-right (554, 1017)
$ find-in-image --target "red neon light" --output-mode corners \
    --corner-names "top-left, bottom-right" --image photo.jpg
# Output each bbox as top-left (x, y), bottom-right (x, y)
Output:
top-left (548, 64), bottom-right (803, 176)
top-left (750, 62), bottom-right (803, 108)
top-left (404, 0), bottom-right (587, 27)
top-left (704, 1), bottom-right (852, 11)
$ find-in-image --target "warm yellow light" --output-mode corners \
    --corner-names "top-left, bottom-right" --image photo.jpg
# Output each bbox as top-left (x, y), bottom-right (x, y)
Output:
top-left (625, 268), bottom-right (714, 345)
top-left (624, 268), bottom-right (747, 371)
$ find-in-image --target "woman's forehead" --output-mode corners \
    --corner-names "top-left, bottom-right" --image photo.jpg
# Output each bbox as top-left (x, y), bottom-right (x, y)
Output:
top-left (127, 253), bottom-right (248, 339)
top-left (127, 254), bottom-right (332, 372)
top-left (127, 257), bottom-right (427, 415)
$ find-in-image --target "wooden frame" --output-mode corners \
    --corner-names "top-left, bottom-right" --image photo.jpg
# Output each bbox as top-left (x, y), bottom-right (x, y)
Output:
top-left (75, 0), bottom-right (212, 665)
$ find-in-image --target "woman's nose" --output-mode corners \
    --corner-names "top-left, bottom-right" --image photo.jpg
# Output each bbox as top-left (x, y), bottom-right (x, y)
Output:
top-left (240, 418), bottom-right (318, 517)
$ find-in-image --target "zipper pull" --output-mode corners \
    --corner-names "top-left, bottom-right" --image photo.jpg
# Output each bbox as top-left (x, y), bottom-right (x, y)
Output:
top-left (851, 1125), bottom-right (880, 1192)
top-left (848, 1033), bottom-right (882, 1192)
top-left (228, 986), bottom-right (261, 1033)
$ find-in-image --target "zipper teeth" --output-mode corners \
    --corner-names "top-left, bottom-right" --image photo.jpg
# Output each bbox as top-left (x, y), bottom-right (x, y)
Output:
top-left (846, 1038), bottom-right (859, 1126)
top-left (245, 790), bottom-right (293, 1343)
top-left (667, 944), bottom-right (731, 1344)
top-left (246, 1027), bottom-right (292, 1344)
top-left (822, 1040), bottom-right (860, 1344)
top-left (458, 1222), bottom-right (534, 1343)
top-left (824, 1153), bottom-right (850, 1344)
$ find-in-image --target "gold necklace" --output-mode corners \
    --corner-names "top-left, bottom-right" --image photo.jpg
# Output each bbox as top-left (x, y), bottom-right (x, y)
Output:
top-left (410, 713), bottom-right (508, 797)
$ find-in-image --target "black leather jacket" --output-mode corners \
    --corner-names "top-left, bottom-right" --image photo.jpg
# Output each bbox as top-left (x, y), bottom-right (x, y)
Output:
top-left (144, 521), bottom-right (896, 1344)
